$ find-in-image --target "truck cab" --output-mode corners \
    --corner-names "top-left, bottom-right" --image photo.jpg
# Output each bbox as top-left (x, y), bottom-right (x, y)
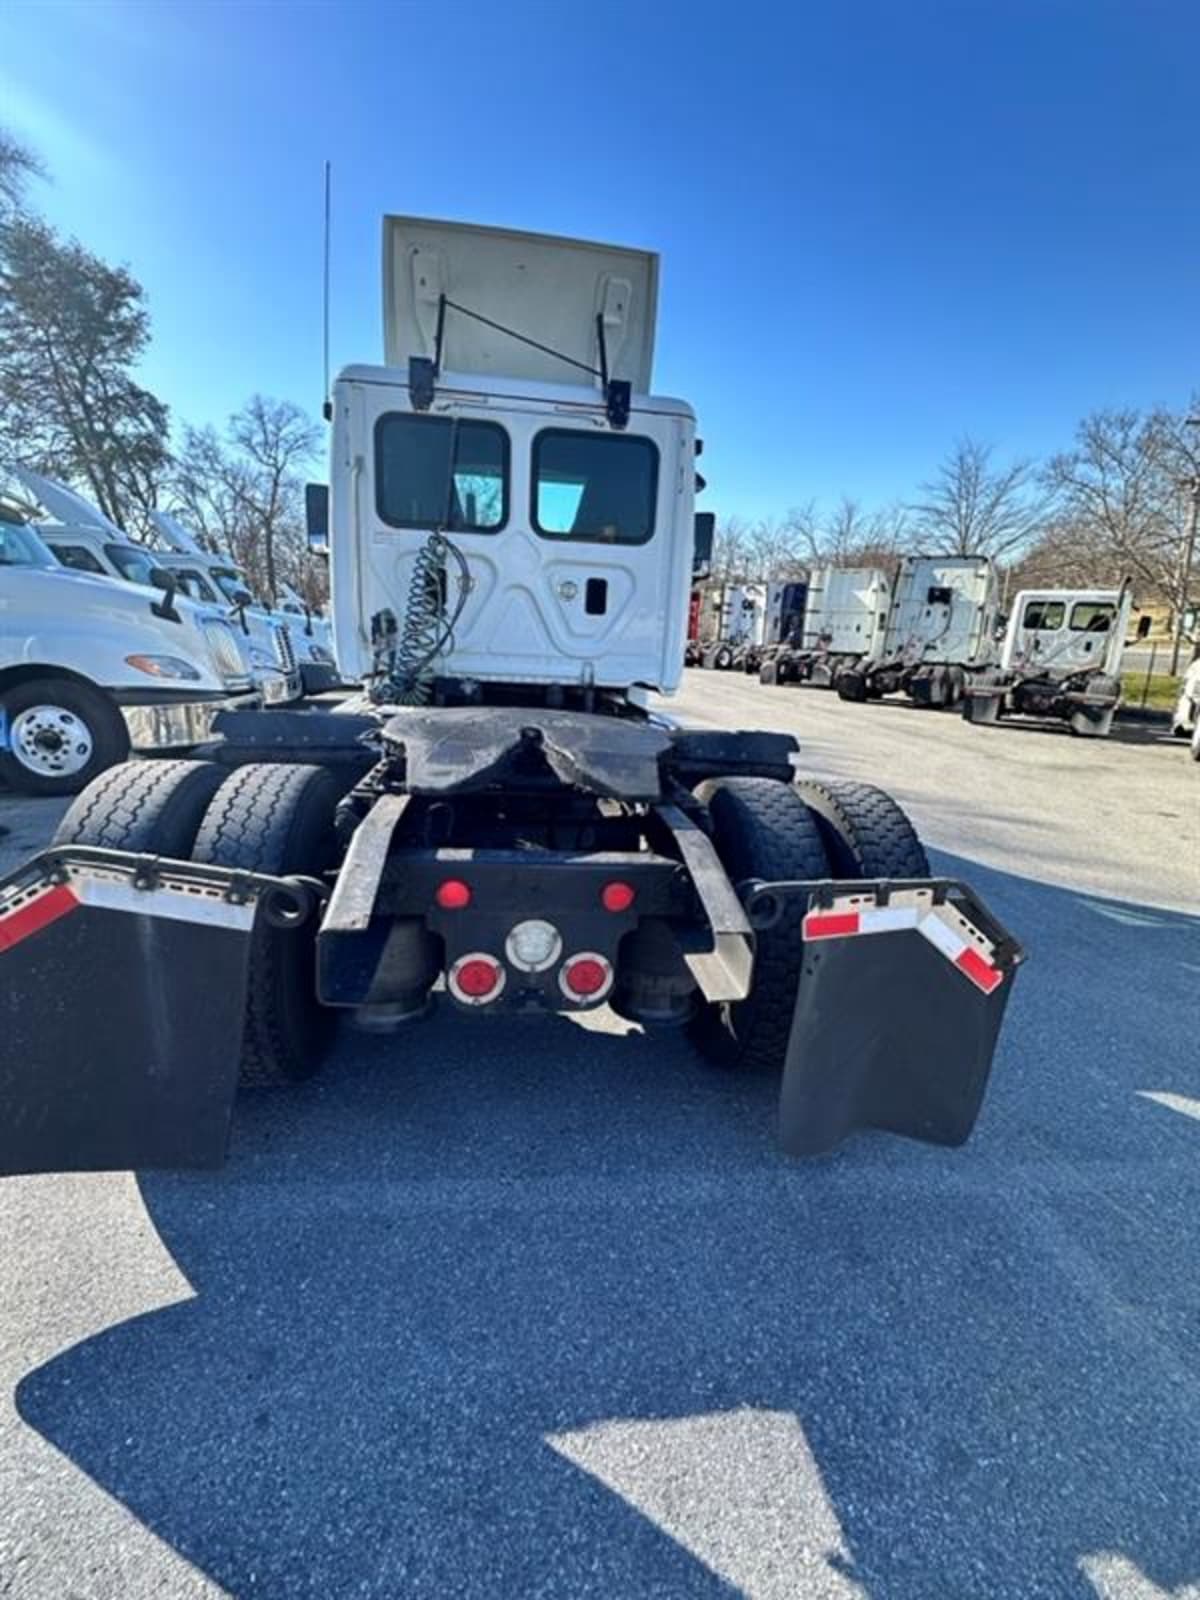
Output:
top-left (9, 471), bottom-right (302, 707)
top-left (329, 218), bottom-right (694, 702)
top-left (0, 503), bottom-right (254, 793)
top-left (962, 584), bottom-right (1133, 737)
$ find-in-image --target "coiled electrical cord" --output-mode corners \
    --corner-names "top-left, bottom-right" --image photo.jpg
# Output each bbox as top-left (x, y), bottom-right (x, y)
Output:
top-left (370, 530), bottom-right (471, 705)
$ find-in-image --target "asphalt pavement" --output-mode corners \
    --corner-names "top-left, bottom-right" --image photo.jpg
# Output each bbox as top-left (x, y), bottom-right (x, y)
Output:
top-left (0, 677), bottom-right (1197, 1599)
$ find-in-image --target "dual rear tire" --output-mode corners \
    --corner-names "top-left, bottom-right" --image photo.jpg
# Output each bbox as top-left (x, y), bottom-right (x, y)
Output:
top-left (690, 776), bottom-right (928, 1074)
top-left (55, 759), bottom-right (339, 1086)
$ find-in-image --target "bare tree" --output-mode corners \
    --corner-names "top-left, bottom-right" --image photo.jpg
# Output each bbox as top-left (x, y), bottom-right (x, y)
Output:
top-left (0, 125), bottom-right (44, 218)
top-left (168, 399), bottom-right (324, 604)
top-left (912, 436), bottom-right (1047, 559)
top-left (795, 496), bottom-right (905, 570)
top-left (1042, 403), bottom-right (1200, 669)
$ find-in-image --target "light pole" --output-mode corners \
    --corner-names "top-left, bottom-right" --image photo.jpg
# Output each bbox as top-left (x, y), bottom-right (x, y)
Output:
top-left (1172, 415), bottom-right (1200, 676)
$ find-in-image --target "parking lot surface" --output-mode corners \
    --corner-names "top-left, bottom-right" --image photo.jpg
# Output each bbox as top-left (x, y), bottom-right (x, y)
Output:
top-left (1, 678), bottom-right (1197, 1599)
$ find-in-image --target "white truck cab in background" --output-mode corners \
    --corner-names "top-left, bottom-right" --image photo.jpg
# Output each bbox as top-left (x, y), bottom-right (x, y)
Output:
top-left (964, 584), bottom-right (1133, 738)
top-left (0, 506), bottom-right (254, 794)
top-left (327, 218), bottom-right (696, 704)
top-left (8, 471), bottom-right (303, 705)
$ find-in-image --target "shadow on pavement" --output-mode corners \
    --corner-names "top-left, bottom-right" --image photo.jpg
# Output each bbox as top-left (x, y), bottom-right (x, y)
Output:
top-left (16, 851), bottom-right (1200, 1597)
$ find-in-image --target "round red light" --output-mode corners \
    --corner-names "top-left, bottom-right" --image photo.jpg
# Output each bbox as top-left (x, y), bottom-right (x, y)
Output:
top-left (436, 879), bottom-right (472, 910)
top-left (563, 956), bottom-right (610, 997)
top-left (601, 881), bottom-right (636, 913)
top-left (455, 957), bottom-right (500, 998)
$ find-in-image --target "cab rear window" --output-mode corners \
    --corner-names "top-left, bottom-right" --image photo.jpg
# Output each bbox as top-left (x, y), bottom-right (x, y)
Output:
top-left (532, 430), bottom-right (658, 545)
top-left (1021, 600), bottom-right (1065, 630)
top-left (375, 414), bottom-right (508, 533)
top-left (1070, 602), bottom-right (1114, 632)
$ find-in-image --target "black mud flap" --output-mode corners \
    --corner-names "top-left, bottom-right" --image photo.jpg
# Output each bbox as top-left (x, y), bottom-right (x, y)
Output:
top-left (745, 879), bottom-right (1023, 1156)
top-left (0, 848), bottom-right (309, 1176)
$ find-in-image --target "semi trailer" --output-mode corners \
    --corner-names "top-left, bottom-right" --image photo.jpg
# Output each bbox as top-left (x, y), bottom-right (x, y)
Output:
top-left (961, 584), bottom-right (1132, 738)
top-left (836, 555), bottom-right (999, 708)
top-left (760, 566), bottom-right (890, 687)
top-left (0, 217), bottom-right (1022, 1175)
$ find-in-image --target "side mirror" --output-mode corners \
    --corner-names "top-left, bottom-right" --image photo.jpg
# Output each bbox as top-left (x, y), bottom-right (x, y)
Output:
top-left (149, 568), bottom-right (179, 623)
top-left (693, 512), bottom-right (715, 577)
top-left (1136, 613), bottom-right (1152, 640)
top-left (230, 586), bottom-right (254, 608)
top-left (305, 483), bottom-right (330, 552)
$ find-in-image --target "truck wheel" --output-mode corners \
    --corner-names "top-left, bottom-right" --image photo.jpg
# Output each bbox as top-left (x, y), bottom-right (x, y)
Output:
top-left (53, 759), bottom-right (225, 855)
top-left (690, 778), bottom-right (830, 1073)
top-left (192, 762), bottom-right (342, 1087)
top-left (836, 670), bottom-right (867, 702)
top-left (792, 779), bottom-right (929, 878)
top-left (759, 659), bottom-right (778, 685)
top-left (0, 677), bottom-right (129, 797)
top-left (1068, 708), bottom-right (1114, 738)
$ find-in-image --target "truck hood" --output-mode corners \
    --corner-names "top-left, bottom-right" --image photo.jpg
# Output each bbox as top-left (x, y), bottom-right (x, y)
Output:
top-left (382, 215), bottom-right (658, 391)
top-left (9, 467), bottom-right (125, 536)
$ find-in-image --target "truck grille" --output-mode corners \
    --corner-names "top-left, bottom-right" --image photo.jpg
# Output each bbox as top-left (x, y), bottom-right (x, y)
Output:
top-left (202, 619), bottom-right (252, 688)
top-left (273, 623), bottom-right (297, 673)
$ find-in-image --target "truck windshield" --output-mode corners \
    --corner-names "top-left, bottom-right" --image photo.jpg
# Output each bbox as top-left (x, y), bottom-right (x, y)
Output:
top-left (106, 543), bottom-right (159, 586)
top-left (211, 567), bottom-right (253, 603)
top-left (375, 414), bottom-right (508, 532)
top-left (532, 430), bottom-right (658, 544)
top-left (173, 567), bottom-right (221, 603)
top-left (47, 542), bottom-right (106, 574)
top-left (0, 519), bottom-right (57, 567)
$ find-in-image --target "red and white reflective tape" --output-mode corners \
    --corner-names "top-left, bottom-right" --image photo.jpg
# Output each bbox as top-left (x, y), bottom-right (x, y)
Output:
top-left (0, 869), bottom-right (256, 955)
top-left (0, 883), bottom-right (80, 953)
top-left (803, 894), bottom-right (1004, 994)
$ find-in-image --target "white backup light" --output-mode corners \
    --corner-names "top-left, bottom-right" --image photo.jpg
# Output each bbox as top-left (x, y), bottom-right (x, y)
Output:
top-left (505, 919), bottom-right (563, 972)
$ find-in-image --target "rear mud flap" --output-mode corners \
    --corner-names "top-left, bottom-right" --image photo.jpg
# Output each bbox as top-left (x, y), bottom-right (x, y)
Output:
top-left (745, 879), bottom-right (1022, 1156)
top-left (0, 849), bottom-right (309, 1175)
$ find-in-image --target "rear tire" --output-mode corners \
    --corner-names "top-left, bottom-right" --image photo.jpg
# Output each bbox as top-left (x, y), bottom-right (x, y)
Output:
top-left (689, 778), bottom-right (830, 1074)
top-left (0, 677), bottom-right (129, 796)
top-left (792, 779), bottom-right (929, 879)
top-left (836, 670), bottom-right (867, 702)
top-left (53, 759), bottom-right (225, 855)
top-left (192, 762), bottom-right (342, 1086)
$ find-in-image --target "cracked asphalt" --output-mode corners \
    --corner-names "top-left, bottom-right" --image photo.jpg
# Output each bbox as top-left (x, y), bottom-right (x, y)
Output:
top-left (1, 675), bottom-right (1197, 1598)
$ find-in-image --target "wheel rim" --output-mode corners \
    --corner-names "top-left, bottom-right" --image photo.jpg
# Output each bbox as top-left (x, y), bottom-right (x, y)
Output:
top-left (9, 704), bottom-right (94, 778)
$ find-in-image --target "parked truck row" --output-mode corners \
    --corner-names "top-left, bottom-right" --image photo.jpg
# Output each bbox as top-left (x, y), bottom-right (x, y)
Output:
top-left (689, 558), bottom-right (1137, 737)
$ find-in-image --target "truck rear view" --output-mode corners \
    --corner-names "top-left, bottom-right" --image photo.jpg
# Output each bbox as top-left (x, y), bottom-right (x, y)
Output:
top-left (0, 217), bottom-right (1023, 1176)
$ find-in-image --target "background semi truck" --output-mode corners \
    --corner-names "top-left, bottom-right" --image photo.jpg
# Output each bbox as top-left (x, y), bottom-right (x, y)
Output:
top-left (962, 584), bottom-right (1132, 738)
top-left (836, 555), bottom-right (999, 708)
top-left (760, 566), bottom-right (891, 687)
top-left (0, 502), bottom-right (254, 794)
top-left (0, 217), bottom-right (1021, 1176)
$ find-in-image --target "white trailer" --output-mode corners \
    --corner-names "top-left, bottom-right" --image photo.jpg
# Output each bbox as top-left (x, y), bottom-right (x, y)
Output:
top-left (760, 566), bottom-right (889, 687)
top-left (0, 506), bottom-right (254, 794)
top-left (837, 556), bottom-right (999, 707)
top-left (963, 584), bottom-right (1134, 738)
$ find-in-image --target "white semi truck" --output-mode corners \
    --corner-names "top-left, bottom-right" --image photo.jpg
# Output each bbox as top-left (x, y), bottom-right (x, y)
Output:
top-left (760, 566), bottom-right (891, 687)
top-left (962, 584), bottom-right (1133, 738)
top-left (0, 217), bottom-right (1022, 1175)
top-left (10, 471), bottom-right (304, 708)
top-left (836, 555), bottom-right (1000, 708)
top-left (0, 503), bottom-right (254, 794)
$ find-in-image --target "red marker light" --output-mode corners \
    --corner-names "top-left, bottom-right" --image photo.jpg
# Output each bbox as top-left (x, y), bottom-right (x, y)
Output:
top-left (601, 881), bottom-right (636, 913)
top-left (436, 879), bottom-right (472, 910)
top-left (560, 953), bottom-right (613, 1000)
top-left (448, 953), bottom-right (505, 1004)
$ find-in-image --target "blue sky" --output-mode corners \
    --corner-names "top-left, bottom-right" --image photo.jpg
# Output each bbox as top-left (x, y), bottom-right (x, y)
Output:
top-left (1, 0), bottom-right (1196, 522)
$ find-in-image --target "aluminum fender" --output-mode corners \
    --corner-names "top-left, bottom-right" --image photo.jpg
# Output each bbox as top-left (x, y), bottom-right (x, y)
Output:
top-left (741, 878), bottom-right (1022, 1157)
top-left (0, 848), bottom-right (311, 1175)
